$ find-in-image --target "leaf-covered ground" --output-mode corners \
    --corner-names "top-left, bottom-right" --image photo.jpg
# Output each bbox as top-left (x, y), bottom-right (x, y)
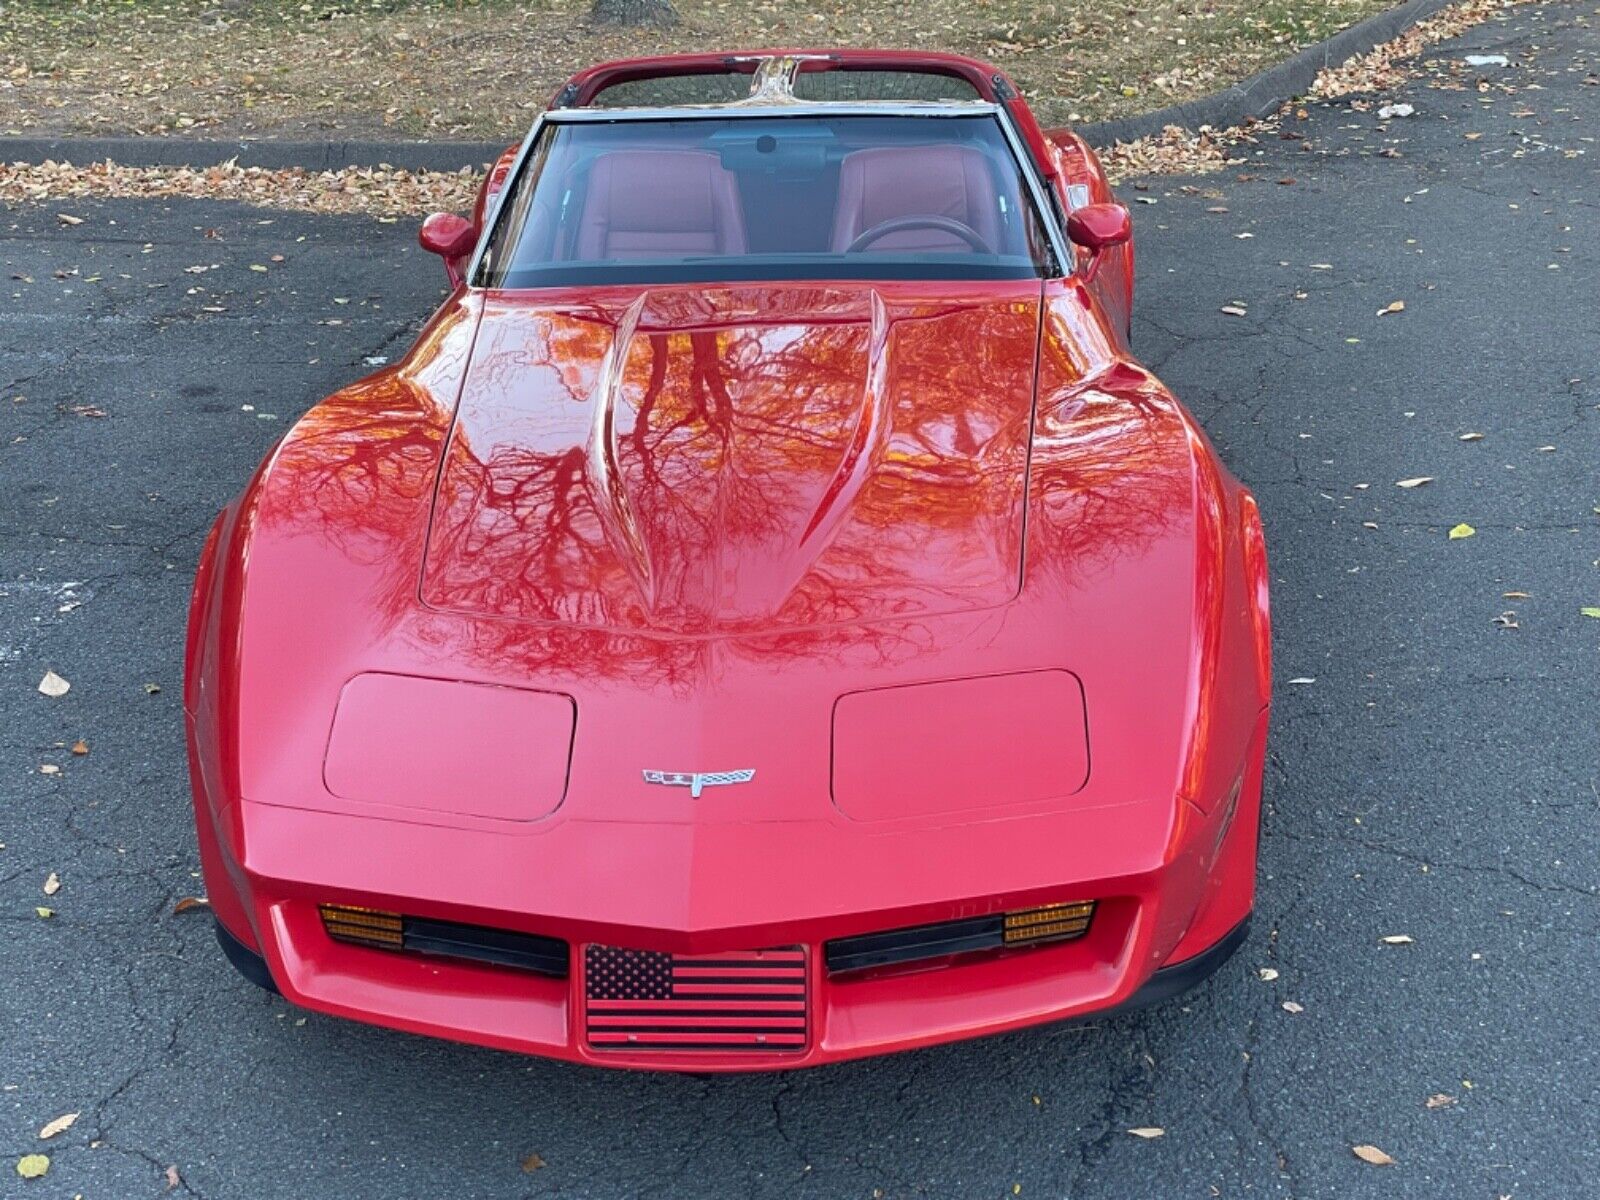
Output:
top-left (0, 0), bottom-right (1394, 138)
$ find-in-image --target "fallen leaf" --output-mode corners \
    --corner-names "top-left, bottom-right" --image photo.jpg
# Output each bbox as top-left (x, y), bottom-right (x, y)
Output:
top-left (15, 1154), bottom-right (50, 1179)
top-left (1379, 934), bottom-right (1414, 945)
top-left (1352, 1144), bottom-right (1395, 1166)
top-left (57, 213), bottom-right (84, 225)
top-left (1281, 1001), bottom-right (1304, 1014)
top-left (43, 873), bottom-right (60, 896)
top-left (1425, 1093), bottom-right (1456, 1109)
top-left (1395, 477), bottom-right (1434, 489)
top-left (38, 671), bottom-right (71, 698)
top-left (1126, 1127), bottom-right (1165, 1139)
top-left (521, 1153), bottom-right (547, 1172)
top-left (70, 739), bottom-right (89, 755)
top-left (172, 896), bottom-right (210, 915)
top-left (1581, 607), bottom-right (1600, 619)
top-left (1458, 432), bottom-right (1485, 441)
top-left (39, 764), bottom-right (61, 776)
top-left (1504, 591), bottom-right (1530, 599)
top-left (1448, 523), bottom-right (1476, 540)
top-left (1220, 305), bottom-right (1249, 317)
top-left (1378, 300), bottom-right (1406, 316)
top-left (1492, 612), bottom-right (1519, 629)
top-left (1287, 677), bottom-right (1316, 685)
top-left (38, 1113), bottom-right (78, 1140)
top-left (35, 907), bottom-right (54, 919)
top-left (1258, 967), bottom-right (1279, 981)
top-left (249, 264), bottom-right (269, 273)
top-left (143, 683), bottom-right (162, 695)
top-left (166, 1164), bottom-right (182, 1191)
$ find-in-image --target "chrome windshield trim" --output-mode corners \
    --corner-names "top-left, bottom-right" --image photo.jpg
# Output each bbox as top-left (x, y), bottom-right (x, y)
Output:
top-left (991, 103), bottom-right (1071, 276)
top-left (465, 115), bottom-right (544, 286)
top-left (543, 99), bottom-right (999, 121)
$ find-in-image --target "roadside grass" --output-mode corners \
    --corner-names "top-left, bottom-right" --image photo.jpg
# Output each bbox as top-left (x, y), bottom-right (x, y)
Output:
top-left (0, 0), bottom-right (1393, 139)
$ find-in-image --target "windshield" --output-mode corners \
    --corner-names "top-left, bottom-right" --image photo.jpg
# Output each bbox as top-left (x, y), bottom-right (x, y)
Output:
top-left (475, 114), bottom-right (1059, 289)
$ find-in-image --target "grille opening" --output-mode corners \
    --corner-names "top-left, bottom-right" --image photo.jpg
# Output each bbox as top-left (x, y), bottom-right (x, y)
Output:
top-left (319, 905), bottom-right (568, 977)
top-left (584, 945), bottom-right (809, 1053)
top-left (826, 901), bottom-right (1097, 974)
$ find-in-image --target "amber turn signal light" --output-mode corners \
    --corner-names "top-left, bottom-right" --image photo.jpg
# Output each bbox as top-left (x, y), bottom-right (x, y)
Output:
top-left (1002, 901), bottom-right (1096, 945)
top-left (320, 904), bottom-right (404, 948)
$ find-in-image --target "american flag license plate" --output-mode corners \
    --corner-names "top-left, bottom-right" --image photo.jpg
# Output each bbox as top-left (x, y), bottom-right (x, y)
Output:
top-left (583, 944), bottom-right (809, 1053)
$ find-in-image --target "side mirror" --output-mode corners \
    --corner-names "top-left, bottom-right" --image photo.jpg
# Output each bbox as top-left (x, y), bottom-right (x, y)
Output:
top-left (419, 212), bottom-right (478, 288)
top-left (1065, 203), bottom-right (1132, 254)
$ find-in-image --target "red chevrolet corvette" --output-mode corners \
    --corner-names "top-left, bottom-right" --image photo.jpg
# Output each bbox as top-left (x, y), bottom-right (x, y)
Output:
top-left (185, 50), bottom-right (1271, 1071)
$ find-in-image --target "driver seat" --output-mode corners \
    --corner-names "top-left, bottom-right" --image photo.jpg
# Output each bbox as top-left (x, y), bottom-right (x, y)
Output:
top-left (829, 145), bottom-right (1001, 254)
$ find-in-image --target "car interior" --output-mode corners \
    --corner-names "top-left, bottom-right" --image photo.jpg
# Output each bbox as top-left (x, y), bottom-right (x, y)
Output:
top-left (480, 114), bottom-right (1055, 285)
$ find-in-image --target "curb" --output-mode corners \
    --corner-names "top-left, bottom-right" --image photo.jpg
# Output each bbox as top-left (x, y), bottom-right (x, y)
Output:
top-left (1077, 0), bottom-right (1457, 145)
top-left (0, 0), bottom-right (1457, 170)
top-left (0, 135), bottom-right (508, 173)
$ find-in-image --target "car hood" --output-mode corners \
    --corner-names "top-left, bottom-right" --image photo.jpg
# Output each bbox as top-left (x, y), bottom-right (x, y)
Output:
top-left (420, 281), bottom-right (1043, 635)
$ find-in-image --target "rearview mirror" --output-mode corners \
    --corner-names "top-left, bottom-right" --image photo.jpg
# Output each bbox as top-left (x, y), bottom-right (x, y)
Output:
top-left (419, 213), bottom-right (478, 288)
top-left (1065, 203), bottom-right (1132, 254)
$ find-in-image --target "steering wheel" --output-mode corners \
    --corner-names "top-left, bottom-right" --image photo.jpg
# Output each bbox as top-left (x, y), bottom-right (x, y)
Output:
top-left (845, 214), bottom-right (992, 255)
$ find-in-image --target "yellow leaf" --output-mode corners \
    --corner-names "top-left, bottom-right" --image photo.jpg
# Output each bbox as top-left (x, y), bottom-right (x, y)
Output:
top-left (249, 264), bottom-right (269, 272)
top-left (16, 1154), bottom-right (49, 1178)
top-left (1126, 1127), bottom-right (1165, 1139)
top-left (1352, 1144), bottom-right (1395, 1166)
top-left (35, 907), bottom-right (54, 919)
top-left (38, 1113), bottom-right (78, 1140)
top-left (1448, 523), bottom-right (1476, 540)
top-left (1582, 608), bottom-right (1600, 619)
top-left (1378, 300), bottom-right (1405, 316)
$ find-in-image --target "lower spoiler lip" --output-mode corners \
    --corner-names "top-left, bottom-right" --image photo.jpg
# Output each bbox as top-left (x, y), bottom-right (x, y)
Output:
top-left (212, 911), bottom-right (1252, 1049)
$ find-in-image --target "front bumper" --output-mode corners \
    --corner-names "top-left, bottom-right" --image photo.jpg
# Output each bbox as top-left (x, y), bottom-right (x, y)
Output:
top-left (216, 909), bottom-right (1251, 1038)
top-left (197, 758), bottom-right (1261, 1071)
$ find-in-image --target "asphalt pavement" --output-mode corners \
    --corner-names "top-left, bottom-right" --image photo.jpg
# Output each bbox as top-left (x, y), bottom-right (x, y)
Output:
top-left (2, 4), bottom-right (1596, 1198)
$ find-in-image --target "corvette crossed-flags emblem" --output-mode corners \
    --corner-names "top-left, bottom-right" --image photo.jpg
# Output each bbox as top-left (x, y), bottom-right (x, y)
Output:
top-left (641, 769), bottom-right (755, 798)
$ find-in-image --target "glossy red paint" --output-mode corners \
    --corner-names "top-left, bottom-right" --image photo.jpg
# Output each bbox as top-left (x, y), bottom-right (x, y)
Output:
top-left (185, 51), bottom-right (1270, 1072)
top-left (418, 212), bottom-right (476, 287)
top-left (1065, 203), bottom-right (1133, 254)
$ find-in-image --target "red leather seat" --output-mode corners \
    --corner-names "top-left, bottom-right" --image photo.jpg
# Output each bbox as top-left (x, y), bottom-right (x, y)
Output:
top-left (829, 145), bottom-right (1000, 254)
top-left (574, 150), bottom-right (748, 260)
